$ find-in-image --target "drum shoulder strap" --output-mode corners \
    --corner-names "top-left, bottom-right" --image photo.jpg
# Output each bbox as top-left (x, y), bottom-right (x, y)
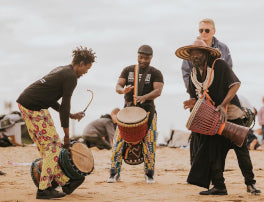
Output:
top-left (200, 58), bottom-right (220, 105)
top-left (135, 65), bottom-right (150, 96)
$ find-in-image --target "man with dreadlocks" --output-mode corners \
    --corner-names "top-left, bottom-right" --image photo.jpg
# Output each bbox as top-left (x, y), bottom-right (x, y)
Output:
top-left (17, 46), bottom-right (96, 199)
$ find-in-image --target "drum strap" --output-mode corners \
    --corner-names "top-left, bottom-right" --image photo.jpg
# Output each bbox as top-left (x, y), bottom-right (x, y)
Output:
top-left (200, 58), bottom-right (220, 105)
top-left (133, 65), bottom-right (150, 105)
top-left (133, 65), bottom-right (153, 129)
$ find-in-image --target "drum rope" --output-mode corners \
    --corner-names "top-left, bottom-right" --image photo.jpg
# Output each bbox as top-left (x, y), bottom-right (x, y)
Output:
top-left (116, 115), bottom-right (148, 128)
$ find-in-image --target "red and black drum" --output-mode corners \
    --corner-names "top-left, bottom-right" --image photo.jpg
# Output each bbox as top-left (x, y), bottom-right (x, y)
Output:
top-left (116, 107), bottom-right (149, 165)
top-left (116, 106), bottom-right (149, 143)
top-left (186, 97), bottom-right (249, 147)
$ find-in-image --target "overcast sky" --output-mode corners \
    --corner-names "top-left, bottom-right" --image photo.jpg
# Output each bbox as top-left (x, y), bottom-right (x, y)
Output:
top-left (1, 0), bottom-right (263, 139)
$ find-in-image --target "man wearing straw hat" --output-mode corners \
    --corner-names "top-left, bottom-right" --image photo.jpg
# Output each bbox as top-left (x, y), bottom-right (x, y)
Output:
top-left (17, 46), bottom-right (96, 199)
top-left (181, 18), bottom-right (261, 195)
top-left (107, 45), bottom-right (164, 184)
top-left (176, 39), bottom-right (260, 195)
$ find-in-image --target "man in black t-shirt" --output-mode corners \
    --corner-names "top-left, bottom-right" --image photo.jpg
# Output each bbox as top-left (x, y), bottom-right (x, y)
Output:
top-left (107, 45), bottom-right (164, 184)
top-left (176, 39), bottom-right (260, 195)
top-left (17, 46), bottom-right (96, 199)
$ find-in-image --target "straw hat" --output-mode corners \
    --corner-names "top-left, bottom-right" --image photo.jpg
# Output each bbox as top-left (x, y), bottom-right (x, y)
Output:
top-left (175, 39), bottom-right (221, 60)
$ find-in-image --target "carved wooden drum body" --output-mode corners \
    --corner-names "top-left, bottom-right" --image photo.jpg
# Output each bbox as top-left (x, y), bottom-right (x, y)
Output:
top-left (117, 107), bottom-right (149, 143)
top-left (186, 97), bottom-right (249, 147)
top-left (30, 142), bottom-right (94, 187)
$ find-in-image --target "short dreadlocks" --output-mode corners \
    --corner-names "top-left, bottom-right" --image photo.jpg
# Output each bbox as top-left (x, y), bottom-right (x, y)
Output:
top-left (72, 46), bottom-right (96, 65)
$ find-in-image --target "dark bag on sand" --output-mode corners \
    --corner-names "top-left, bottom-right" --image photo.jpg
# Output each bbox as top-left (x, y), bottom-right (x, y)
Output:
top-left (242, 107), bottom-right (256, 128)
top-left (0, 134), bottom-right (12, 147)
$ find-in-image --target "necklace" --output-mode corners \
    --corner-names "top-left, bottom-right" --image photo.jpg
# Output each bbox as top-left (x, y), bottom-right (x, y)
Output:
top-left (191, 66), bottom-right (214, 98)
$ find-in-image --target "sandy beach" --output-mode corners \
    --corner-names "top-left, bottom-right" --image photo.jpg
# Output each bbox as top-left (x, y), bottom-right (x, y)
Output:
top-left (1, 144), bottom-right (264, 202)
top-left (1, 1), bottom-right (264, 202)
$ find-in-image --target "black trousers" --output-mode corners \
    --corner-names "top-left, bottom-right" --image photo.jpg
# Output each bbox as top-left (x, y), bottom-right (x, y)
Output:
top-left (233, 141), bottom-right (255, 185)
top-left (188, 133), bottom-right (228, 189)
top-left (189, 118), bottom-right (256, 188)
top-left (227, 118), bottom-right (255, 185)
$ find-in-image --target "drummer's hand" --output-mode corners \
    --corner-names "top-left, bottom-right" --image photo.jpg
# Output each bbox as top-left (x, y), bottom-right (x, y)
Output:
top-left (134, 95), bottom-right (146, 104)
top-left (123, 85), bottom-right (134, 94)
top-left (63, 136), bottom-right (71, 149)
top-left (216, 105), bottom-right (227, 123)
top-left (183, 98), bottom-right (196, 109)
top-left (70, 112), bottom-right (85, 122)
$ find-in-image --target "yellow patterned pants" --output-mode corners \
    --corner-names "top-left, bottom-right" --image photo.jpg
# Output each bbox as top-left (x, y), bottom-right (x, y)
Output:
top-left (18, 104), bottom-right (69, 190)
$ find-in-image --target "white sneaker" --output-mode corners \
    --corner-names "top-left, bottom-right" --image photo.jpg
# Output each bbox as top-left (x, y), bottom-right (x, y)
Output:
top-left (145, 175), bottom-right (155, 184)
top-left (107, 173), bottom-right (120, 183)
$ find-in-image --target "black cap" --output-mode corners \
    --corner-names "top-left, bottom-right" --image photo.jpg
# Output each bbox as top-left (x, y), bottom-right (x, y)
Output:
top-left (138, 45), bottom-right (153, 55)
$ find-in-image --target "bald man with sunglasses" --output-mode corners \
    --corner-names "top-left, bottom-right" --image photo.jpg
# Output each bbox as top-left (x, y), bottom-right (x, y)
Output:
top-left (181, 18), bottom-right (233, 89)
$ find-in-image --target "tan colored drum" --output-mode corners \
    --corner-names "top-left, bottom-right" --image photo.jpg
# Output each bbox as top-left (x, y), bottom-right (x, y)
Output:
top-left (30, 142), bottom-right (94, 187)
top-left (59, 142), bottom-right (94, 179)
top-left (70, 142), bottom-right (94, 173)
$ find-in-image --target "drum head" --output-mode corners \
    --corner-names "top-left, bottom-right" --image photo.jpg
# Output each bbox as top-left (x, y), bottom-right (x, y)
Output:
top-left (117, 107), bottom-right (147, 124)
top-left (70, 143), bottom-right (94, 173)
top-left (186, 98), bottom-right (203, 129)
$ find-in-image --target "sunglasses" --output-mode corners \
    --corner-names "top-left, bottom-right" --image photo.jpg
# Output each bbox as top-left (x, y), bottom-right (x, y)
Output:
top-left (199, 29), bottom-right (210, 33)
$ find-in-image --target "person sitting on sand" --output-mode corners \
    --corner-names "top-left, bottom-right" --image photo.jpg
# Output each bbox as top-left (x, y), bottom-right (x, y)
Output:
top-left (77, 108), bottom-right (120, 150)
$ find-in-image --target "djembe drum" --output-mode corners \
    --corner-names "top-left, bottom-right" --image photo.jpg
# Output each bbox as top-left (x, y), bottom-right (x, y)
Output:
top-left (116, 107), bottom-right (149, 143)
top-left (30, 142), bottom-right (94, 187)
top-left (116, 107), bottom-right (149, 165)
top-left (30, 158), bottom-right (59, 188)
top-left (186, 97), bottom-right (249, 147)
top-left (59, 142), bottom-right (94, 179)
